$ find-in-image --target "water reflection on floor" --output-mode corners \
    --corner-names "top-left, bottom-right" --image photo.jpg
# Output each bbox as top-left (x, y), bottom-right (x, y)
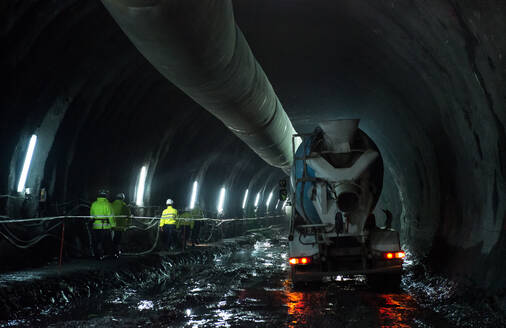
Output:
top-left (174, 239), bottom-right (429, 328)
top-left (15, 236), bottom-right (459, 327)
top-left (376, 294), bottom-right (417, 327)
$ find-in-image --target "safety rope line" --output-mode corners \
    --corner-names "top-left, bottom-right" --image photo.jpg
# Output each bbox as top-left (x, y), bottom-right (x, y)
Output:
top-left (0, 213), bottom-right (285, 252)
top-left (121, 215), bottom-right (285, 256)
top-left (0, 214), bottom-right (285, 224)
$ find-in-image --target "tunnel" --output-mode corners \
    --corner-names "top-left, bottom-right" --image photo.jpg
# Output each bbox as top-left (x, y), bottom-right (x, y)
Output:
top-left (1, 0), bottom-right (505, 326)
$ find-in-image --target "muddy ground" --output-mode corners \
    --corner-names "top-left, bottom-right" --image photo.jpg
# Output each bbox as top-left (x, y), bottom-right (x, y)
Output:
top-left (1, 227), bottom-right (504, 327)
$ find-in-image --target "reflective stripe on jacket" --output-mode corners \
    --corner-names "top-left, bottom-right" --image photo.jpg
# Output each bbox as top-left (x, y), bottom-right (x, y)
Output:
top-left (160, 206), bottom-right (178, 227)
top-left (90, 197), bottom-right (115, 229)
top-left (111, 199), bottom-right (131, 231)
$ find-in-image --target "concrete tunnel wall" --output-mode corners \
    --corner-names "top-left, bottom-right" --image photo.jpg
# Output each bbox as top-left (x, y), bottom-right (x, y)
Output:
top-left (0, 0), bottom-right (505, 291)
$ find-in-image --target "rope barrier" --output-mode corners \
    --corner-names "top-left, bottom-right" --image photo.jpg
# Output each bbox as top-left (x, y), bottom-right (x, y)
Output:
top-left (0, 214), bottom-right (286, 224)
top-left (0, 213), bottom-right (286, 253)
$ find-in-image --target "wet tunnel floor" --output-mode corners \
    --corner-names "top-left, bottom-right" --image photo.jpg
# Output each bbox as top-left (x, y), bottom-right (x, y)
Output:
top-left (10, 234), bottom-right (472, 328)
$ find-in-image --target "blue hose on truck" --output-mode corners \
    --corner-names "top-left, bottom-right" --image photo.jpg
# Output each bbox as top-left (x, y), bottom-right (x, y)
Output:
top-left (291, 134), bottom-right (321, 225)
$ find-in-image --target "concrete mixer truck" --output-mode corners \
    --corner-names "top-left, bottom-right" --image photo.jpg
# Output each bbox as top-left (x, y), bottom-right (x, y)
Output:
top-left (285, 119), bottom-right (404, 288)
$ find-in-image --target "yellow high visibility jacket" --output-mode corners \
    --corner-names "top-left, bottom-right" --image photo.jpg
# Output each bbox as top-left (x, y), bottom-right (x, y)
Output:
top-left (90, 197), bottom-right (115, 230)
top-left (160, 206), bottom-right (178, 227)
top-left (111, 199), bottom-right (131, 231)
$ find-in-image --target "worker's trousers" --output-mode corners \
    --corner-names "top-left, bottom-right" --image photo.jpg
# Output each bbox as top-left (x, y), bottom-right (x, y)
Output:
top-left (191, 221), bottom-right (201, 243)
top-left (91, 229), bottom-right (113, 258)
top-left (160, 225), bottom-right (175, 250)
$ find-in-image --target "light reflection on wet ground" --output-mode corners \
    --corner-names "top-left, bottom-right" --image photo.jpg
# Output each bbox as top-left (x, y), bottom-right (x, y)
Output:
top-left (377, 294), bottom-right (416, 327)
top-left (7, 234), bottom-right (491, 327)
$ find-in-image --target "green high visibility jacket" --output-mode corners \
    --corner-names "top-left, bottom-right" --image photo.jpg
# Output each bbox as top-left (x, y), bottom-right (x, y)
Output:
top-left (176, 211), bottom-right (195, 229)
top-left (160, 206), bottom-right (177, 227)
top-left (111, 199), bottom-right (131, 231)
top-left (90, 197), bottom-right (115, 229)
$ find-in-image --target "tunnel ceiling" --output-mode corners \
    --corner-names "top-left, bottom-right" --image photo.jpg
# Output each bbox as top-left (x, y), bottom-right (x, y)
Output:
top-left (1, 0), bottom-right (505, 290)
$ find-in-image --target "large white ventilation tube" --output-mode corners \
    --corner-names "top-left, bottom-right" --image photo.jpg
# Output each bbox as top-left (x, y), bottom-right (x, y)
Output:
top-left (101, 0), bottom-right (296, 171)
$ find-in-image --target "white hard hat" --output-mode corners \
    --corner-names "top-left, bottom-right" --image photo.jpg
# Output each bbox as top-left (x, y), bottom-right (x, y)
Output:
top-left (166, 198), bottom-right (174, 205)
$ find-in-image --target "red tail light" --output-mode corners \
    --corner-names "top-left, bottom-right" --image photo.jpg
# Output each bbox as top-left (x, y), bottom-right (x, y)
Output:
top-left (383, 251), bottom-right (405, 260)
top-left (289, 257), bottom-right (311, 265)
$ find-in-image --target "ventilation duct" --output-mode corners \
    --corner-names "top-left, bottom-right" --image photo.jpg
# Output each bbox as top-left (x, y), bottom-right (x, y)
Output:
top-left (101, 0), bottom-right (297, 171)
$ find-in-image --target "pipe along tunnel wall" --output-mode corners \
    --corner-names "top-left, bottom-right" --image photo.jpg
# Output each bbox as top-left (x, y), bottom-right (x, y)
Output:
top-left (0, 0), bottom-right (505, 296)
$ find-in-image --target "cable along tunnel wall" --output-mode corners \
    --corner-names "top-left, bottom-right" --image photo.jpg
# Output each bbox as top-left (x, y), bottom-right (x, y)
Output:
top-left (0, 206), bottom-right (288, 266)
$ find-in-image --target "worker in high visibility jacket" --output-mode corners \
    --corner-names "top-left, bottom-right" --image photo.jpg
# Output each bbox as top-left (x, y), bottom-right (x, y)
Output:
top-left (176, 210), bottom-right (195, 249)
top-left (160, 198), bottom-right (178, 250)
top-left (111, 192), bottom-right (131, 257)
top-left (177, 207), bottom-right (203, 247)
top-left (189, 207), bottom-right (203, 246)
top-left (90, 189), bottom-right (116, 260)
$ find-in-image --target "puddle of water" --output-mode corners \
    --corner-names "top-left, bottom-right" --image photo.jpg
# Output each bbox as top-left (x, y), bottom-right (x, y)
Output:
top-left (136, 300), bottom-right (154, 311)
top-left (5, 234), bottom-right (503, 328)
top-left (375, 294), bottom-right (417, 327)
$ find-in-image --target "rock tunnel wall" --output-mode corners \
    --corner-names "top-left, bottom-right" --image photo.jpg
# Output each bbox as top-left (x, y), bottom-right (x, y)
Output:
top-left (0, 0), bottom-right (505, 291)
